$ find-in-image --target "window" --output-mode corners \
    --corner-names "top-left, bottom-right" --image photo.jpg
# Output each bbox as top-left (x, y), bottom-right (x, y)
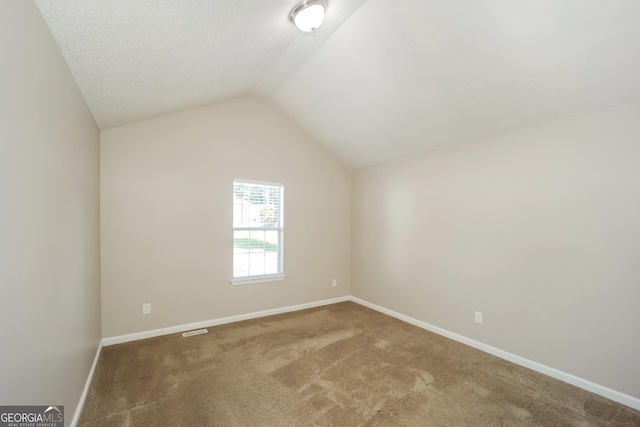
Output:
top-left (232, 180), bottom-right (284, 283)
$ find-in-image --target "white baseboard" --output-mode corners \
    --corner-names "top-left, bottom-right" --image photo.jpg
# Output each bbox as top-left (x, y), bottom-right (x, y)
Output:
top-left (102, 296), bottom-right (351, 346)
top-left (70, 339), bottom-right (103, 427)
top-left (349, 296), bottom-right (640, 411)
top-left (95, 294), bottom-right (639, 411)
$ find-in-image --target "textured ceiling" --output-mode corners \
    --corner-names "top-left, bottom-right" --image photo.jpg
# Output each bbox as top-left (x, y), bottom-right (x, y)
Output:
top-left (37, 0), bottom-right (640, 168)
top-left (35, 0), bottom-right (366, 129)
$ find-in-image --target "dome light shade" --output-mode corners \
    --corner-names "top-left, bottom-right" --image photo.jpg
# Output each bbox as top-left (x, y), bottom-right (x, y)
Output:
top-left (290, 1), bottom-right (327, 33)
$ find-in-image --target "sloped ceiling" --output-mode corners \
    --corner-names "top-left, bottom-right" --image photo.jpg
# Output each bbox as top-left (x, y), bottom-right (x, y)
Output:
top-left (36, 0), bottom-right (640, 168)
top-left (34, 0), bottom-right (367, 129)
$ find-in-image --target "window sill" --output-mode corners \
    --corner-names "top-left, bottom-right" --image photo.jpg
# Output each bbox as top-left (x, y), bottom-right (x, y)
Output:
top-left (230, 274), bottom-right (286, 286)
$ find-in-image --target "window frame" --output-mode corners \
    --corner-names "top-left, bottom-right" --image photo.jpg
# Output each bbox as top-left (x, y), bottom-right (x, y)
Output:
top-left (231, 179), bottom-right (285, 285)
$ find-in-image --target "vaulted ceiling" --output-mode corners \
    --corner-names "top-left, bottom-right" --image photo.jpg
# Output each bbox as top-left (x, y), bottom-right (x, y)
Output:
top-left (36, 0), bottom-right (640, 168)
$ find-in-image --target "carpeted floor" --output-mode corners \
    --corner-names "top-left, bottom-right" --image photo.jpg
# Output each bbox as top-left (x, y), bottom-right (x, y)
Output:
top-left (79, 302), bottom-right (640, 426)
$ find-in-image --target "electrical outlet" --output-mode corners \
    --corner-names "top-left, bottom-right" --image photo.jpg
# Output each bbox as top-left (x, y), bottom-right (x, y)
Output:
top-left (143, 303), bottom-right (151, 315)
top-left (474, 311), bottom-right (483, 324)
top-left (332, 279), bottom-right (337, 287)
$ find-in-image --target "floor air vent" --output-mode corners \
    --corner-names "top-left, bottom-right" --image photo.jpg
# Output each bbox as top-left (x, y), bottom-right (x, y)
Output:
top-left (182, 329), bottom-right (208, 337)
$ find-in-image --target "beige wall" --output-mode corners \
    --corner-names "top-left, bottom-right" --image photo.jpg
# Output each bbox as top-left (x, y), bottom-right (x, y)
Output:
top-left (100, 97), bottom-right (351, 337)
top-left (0, 1), bottom-right (101, 422)
top-left (352, 100), bottom-right (640, 399)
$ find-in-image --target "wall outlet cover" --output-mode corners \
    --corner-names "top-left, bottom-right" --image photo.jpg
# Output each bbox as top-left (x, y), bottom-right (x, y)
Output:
top-left (475, 311), bottom-right (483, 324)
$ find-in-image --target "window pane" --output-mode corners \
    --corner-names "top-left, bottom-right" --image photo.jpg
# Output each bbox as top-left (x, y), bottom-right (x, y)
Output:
top-left (264, 231), bottom-right (280, 275)
top-left (248, 230), bottom-right (266, 276)
top-left (264, 230), bottom-right (278, 246)
top-left (233, 230), bottom-right (251, 277)
top-left (233, 230), bottom-right (250, 250)
top-left (233, 180), bottom-right (283, 280)
top-left (233, 182), bottom-right (282, 229)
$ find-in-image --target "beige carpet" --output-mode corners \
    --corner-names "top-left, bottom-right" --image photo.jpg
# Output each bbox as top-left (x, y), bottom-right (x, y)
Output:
top-left (79, 302), bottom-right (640, 426)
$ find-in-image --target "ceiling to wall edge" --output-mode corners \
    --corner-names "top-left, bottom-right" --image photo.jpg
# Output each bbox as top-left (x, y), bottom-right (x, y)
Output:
top-left (40, 2), bottom-right (640, 171)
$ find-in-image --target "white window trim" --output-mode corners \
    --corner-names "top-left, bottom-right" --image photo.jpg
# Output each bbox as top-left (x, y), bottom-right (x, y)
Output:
top-left (234, 178), bottom-right (283, 187)
top-left (230, 274), bottom-right (286, 286)
top-left (232, 179), bottom-right (284, 284)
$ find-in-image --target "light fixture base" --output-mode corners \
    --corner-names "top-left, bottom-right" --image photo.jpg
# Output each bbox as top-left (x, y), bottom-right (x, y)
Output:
top-left (290, 0), bottom-right (328, 33)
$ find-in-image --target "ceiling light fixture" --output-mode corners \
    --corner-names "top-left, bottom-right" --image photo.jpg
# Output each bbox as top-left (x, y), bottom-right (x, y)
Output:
top-left (290, 1), bottom-right (327, 33)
